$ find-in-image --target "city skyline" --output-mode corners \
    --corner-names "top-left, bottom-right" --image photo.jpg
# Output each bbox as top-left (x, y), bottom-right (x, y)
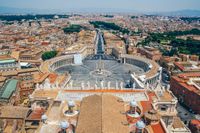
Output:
top-left (0, 1), bottom-right (200, 132)
top-left (1, 0), bottom-right (200, 13)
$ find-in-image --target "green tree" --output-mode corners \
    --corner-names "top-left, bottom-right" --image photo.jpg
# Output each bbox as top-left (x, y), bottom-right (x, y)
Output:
top-left (42, 51), bottom-right (57, 61)
top-left (63, 25), bottom-right (83, 34)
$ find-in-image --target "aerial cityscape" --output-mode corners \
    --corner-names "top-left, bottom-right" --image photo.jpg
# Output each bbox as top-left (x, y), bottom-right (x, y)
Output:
top-left (0, 0), bottom-right (200, 133)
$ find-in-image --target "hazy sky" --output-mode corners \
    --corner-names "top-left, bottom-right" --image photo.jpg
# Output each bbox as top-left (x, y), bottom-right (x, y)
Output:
top-left (1, 0), bottom-right (200, 12)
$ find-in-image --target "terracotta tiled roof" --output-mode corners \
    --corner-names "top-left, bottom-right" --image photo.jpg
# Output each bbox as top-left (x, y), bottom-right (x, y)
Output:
top-left (190, 119), bottom-right (200, 128)
top-left (174, 62), bottom-right (185, 71)
top-left (172, 73), bottom-right (200, 95)
top-left (27, 108), bottom-right (45, 120)
top-left (48, 73), bottom-right (58, 84)
top-left (33, 72), bottom-right (49, 83)
top-left (172, 117), bottom-right (185, 129)
top-left (150, 122), bottom-right (165, 133)
top-left (140, 92), bottom-right (156, 113)
top-left (178, 73), bottom-right (200, 77)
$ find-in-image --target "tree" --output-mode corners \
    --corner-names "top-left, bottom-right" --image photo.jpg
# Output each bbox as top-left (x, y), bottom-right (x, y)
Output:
top-left (89, 21), bottom-right (130, 34)
top-left (42, 51), bottom-right (57, 61)
top-left (63, 25), bottom-right (83, 34)
top-left (143, 29), bottom-right (200, 57)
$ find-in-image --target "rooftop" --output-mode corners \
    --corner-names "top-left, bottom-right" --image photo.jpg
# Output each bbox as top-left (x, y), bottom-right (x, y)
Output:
top-left (31, 89), bottom-right (59, 99)
top-left (174, 61), bottom-right (200, 72)
top-left (172, 117), bottom-right (185, 129)
top-left (0, 59), bottom-right (16, 64)
top-left (0, 106), bottom-right (29, 119)
top-left (76, 94), bottom-right (129, 133)
top-left (172, 73), bottom-right (200, 95)
top-left (0, 79), bottom-right (18, 100)
top-left (27, 108), bottom-right (46, 120)
top-left (158, 91), bottom-right (174, 102)
top-left (150, 122), bottom-right (165, 133)
top-left (10, 51), bottom-right (20, 60)
top-left (190, 119), bottom-right (200, 128)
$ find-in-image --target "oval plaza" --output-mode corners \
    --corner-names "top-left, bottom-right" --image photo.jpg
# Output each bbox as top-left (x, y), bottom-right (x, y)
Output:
top-left (41, 30), bottom-right (161, 90)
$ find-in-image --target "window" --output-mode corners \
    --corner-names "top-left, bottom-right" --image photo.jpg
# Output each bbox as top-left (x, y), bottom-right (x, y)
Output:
top-left (160, 105), bottom-right (168, 111)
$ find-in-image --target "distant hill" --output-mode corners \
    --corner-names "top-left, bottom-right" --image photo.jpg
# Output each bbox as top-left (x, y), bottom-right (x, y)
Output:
top-left (154, 10), bottom-right (200, 17)
top-left (0, 6), bottom-right (138, 14)
top-left (0, 7), bottom-right (200, 16)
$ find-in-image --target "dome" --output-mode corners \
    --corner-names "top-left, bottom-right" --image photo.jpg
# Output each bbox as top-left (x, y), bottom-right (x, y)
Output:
top-left (136, 120), bottom-right (145, 129)
top-left (68, 100), bottom-right (75, 107)
top-left (60, 121), bottom-right (69, 129)
top-left (130, 100), bottom-right (137, 107)
top-left (41, 114), bottom-right (48, 120)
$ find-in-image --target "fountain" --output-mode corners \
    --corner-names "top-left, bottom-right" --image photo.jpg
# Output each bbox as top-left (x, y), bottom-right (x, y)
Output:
top-left (90, 69), bottom-right (111, 78)
top-left (89, 57), bottom-right (111, 78)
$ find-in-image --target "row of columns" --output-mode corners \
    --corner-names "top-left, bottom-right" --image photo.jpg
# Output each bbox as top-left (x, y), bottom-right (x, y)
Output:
top-left (65, 81), bottom-right (137, 90)
top-left (51, 58), bottom-right (73, 70)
